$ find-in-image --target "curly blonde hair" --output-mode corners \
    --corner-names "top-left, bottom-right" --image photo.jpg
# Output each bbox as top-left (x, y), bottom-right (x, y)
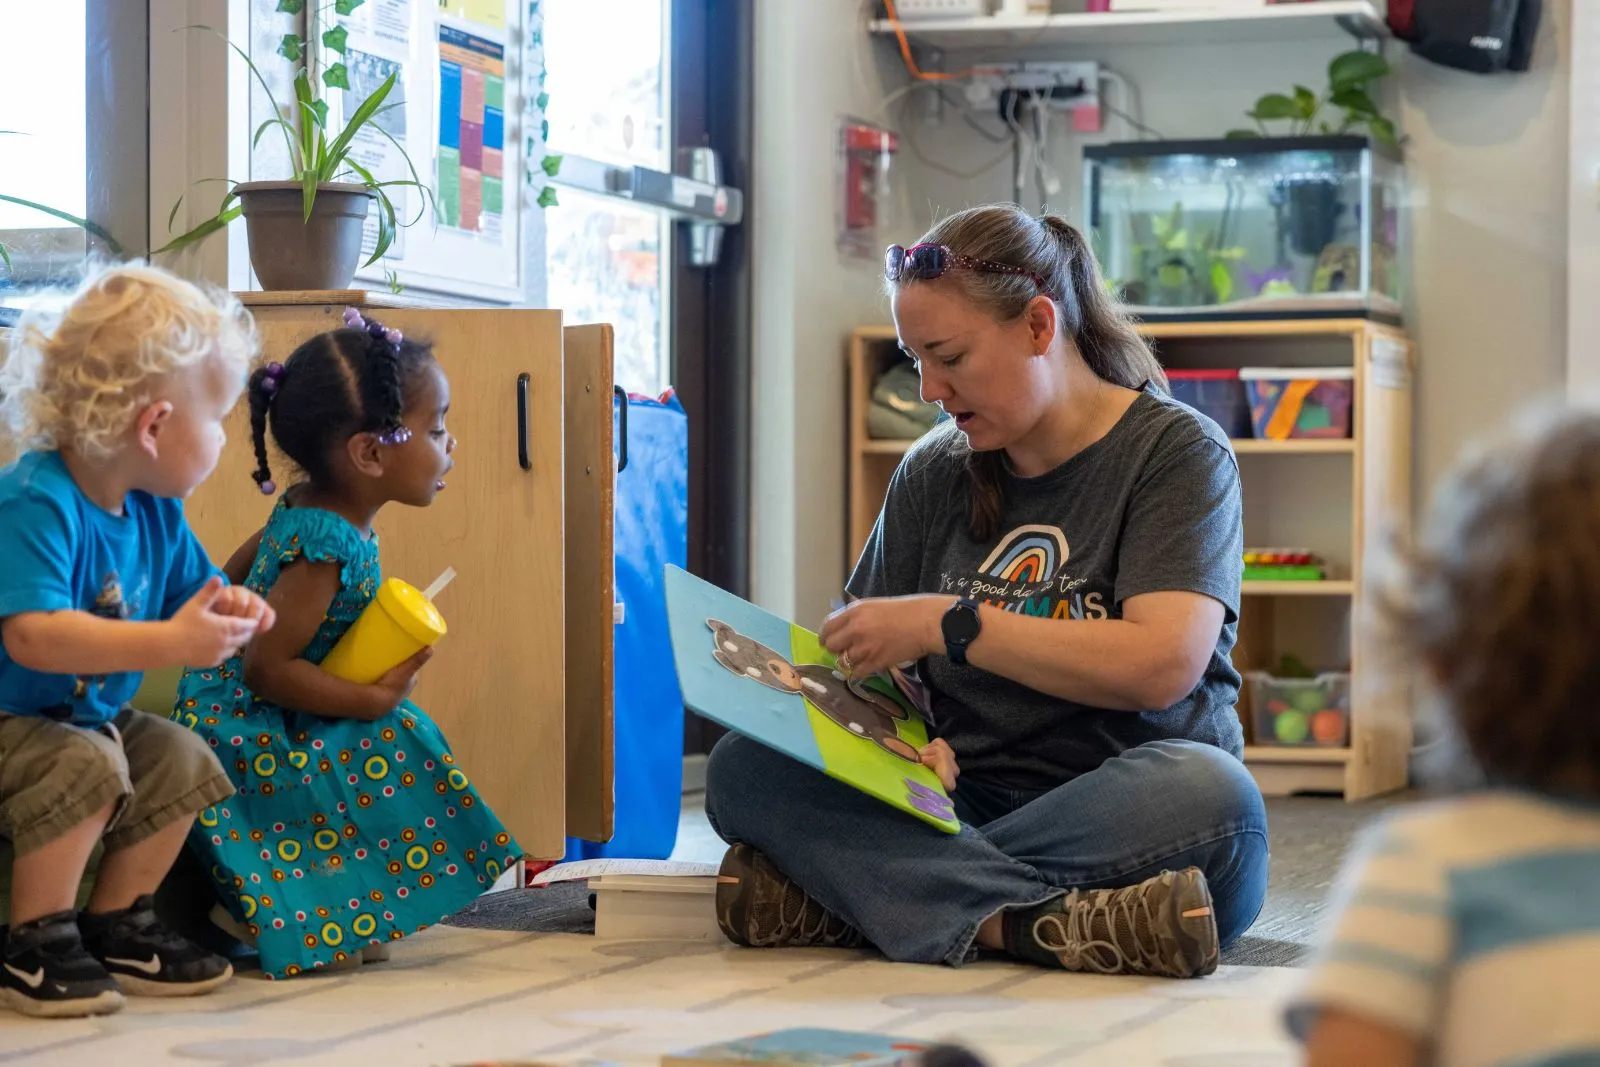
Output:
top-left (0, 263), bottom-right (257, 458)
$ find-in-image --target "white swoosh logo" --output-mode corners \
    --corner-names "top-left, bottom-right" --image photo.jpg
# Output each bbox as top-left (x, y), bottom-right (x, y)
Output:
top-left (4, 963), bottom-right (44, 989)
top-left (105, 955), bottom-right (162, 976)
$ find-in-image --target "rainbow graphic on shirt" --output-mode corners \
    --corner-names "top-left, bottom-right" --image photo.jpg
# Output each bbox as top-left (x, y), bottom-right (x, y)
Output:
top-left (976, 523), bottom-right (1070, 583)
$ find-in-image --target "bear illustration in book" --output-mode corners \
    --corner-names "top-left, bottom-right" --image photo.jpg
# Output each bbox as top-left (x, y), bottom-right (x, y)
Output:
top-left (706, 618), bottom-right (921, 763)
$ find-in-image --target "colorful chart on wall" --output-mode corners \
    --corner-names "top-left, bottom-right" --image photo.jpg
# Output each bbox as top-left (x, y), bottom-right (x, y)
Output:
top-left (436, 25), bottom-right (506, 242)
top-left (324, 0), bottom-right (525, 302)
top-left (663, 566), bottom-right (960, 834)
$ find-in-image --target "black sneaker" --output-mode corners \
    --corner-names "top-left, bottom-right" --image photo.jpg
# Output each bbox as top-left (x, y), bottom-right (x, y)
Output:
top-left (715, 844), bottom-right (865, 950)
top-left (0, 912), bottom-right (124, 1018)
top-left (79, 895), bottom-right (233, 997)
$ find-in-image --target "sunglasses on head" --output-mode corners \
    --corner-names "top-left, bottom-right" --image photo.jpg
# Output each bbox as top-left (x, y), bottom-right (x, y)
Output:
top-left (885, 243), bottom-right (1055, 300)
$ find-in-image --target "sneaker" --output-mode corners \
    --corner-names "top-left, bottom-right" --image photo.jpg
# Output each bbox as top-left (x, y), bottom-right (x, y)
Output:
top-left (79, 895), bottom-right (233, 997)
top-left (0, 912), bottom-right (124, 1018)
top-left (714, 844), bottom-right (864, 950)
top-left (1026, 867), bottom-right (1219, 978)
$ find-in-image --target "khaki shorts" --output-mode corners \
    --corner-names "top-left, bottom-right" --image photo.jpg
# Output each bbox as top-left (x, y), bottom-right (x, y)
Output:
top-left (0, 707), bottom-right (235, 857)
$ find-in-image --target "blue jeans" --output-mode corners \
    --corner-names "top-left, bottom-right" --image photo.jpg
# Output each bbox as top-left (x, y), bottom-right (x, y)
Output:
top-left (704, 735), bottom-right (1270, 966)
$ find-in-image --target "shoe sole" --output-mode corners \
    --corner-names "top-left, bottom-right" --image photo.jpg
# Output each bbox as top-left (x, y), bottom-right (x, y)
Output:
top-left (714, 844), bottom-right (758, 947)
top-left (112, 962), bottom-right (234, 998)
top-left (1169, 868), bottom-right (1220, 978)
top-left (0, 986), bottom-right (125, 1018)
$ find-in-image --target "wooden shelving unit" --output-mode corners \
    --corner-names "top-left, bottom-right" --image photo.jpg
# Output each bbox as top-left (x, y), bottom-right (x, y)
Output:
top-left (867, 1), bottom-right (1386, 50)
top-left (847, 318), bottom-right (1415, 801)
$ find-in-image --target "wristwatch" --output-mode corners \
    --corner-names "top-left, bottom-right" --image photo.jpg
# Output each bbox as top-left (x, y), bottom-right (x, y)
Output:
top-left (941, 598), bottom-right (982, 666)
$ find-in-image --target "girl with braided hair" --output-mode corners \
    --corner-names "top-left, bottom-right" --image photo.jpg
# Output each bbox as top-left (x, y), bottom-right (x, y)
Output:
top-left (171, 308), bottom-right (521, 980)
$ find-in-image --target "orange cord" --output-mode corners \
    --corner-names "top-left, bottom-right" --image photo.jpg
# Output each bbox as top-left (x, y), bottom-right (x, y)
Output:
top-left (881, 0), bottom-right (991, 81)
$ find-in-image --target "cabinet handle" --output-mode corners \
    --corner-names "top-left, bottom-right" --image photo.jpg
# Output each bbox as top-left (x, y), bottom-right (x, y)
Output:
top-left (614, 384), bottom-right (629, 473)
top-left (517, 373), bottom-right (531, 471)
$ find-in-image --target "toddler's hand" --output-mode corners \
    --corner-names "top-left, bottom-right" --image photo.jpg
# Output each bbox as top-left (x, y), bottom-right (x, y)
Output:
top-left (212, 584), bottom-right (277, 634)
top-left (363, 646), bottom-right (434, 720)
top-left (168, 576), bottom-right (264, 668)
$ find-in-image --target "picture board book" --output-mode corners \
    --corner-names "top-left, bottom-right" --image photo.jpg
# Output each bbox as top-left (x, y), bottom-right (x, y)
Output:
top-left (664, 565), bottom-right (959, 834)
top-left (661, 1028), bottom-right (931, 1066)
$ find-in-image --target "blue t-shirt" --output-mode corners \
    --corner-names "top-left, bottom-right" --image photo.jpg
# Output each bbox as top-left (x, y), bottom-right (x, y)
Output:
top-left (0, 451), bottom-right (218, 725)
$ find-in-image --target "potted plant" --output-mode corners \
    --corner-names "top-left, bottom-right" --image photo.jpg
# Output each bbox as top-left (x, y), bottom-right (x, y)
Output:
top-left (154, 0), bottom-right (432, 291)
top-left (1227, 51), bottom-right (1398, 259)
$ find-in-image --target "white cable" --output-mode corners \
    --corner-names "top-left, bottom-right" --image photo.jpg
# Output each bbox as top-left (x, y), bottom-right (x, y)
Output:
top-left (1099, 66), bottom-right (1152, 141)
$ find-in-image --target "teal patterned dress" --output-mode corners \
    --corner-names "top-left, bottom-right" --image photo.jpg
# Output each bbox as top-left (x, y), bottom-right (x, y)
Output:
top-left (172, 496), bottom-right (521, 979)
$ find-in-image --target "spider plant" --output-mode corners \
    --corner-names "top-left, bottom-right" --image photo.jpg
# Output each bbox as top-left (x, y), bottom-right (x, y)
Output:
top-left (154, 0), bottom-right (434, 264)
top-left (1, 133), bottom-right (123, 273)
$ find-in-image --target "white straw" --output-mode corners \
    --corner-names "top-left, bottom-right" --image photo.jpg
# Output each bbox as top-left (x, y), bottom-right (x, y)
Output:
top-left (421, 566), bottom-right (457, 602)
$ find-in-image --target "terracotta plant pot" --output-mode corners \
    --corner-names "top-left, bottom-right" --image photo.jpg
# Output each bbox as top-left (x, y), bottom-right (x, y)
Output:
top-left (236, 181), bottom-right (375, 291)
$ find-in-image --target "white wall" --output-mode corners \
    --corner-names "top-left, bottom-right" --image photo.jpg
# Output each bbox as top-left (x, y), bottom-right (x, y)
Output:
top-left (749, 0), bottom-right (907, 624)
top-left (1568, 0), bottom-right (1600, 392)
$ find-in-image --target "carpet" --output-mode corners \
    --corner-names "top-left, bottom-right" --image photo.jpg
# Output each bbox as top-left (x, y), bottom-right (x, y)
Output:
top-left (446, 794), bottom-right (1409, 969)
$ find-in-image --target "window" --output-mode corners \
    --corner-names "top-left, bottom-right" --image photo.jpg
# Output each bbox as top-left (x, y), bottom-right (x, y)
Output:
top-left (0, 2), bottom-right (89, 301)
top-left (540, 0), bottom-right (672, 395)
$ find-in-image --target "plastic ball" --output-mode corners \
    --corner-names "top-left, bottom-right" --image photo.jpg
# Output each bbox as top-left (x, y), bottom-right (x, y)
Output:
top-left (1311, 709), bottom-right (1346, 746)
top-left (1275, 709), bottom-right (1310, 744)
top-left (1267, 699), bottom-right (1290, 715)
top-left (1291, 687), bottom-right (1325, 714)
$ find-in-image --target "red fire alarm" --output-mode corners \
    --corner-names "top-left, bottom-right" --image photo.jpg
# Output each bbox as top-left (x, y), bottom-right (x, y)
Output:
top-left (838, 119), bottom-right (899, 261)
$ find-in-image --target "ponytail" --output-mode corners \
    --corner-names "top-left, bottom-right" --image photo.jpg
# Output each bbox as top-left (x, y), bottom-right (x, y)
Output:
top-left (1038, 214), bottom-right (1167, 393)
top-left (891, 205), bottom-right (1162, 541)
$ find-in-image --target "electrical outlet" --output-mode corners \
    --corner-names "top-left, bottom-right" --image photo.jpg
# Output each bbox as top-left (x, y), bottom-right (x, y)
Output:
top-left (888, 0), bottom-right (991, 18)
top-left (966, 61), bottom-right (1102, 132)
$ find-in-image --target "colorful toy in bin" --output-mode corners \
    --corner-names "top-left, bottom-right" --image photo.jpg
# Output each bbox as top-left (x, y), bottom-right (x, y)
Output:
top-left (1243, 548), bottom-right (1326, 582)
top-left (1240, 367), bottom-right (1354, 440)
top-left (1248, 668), bottom-right (1349, 748)
top-left (322, 568), bottom-right (453, 685)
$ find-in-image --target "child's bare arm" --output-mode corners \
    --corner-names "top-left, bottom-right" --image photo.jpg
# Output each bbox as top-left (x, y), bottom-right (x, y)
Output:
top-left (222, 529), bottom-right (264, 586)
top-left (243, 560), bottom-right (429, 721)
top-left (2, 576), bottom-right (260, 673)
top-left (1305, 1009), bottom-right (1422, 1067)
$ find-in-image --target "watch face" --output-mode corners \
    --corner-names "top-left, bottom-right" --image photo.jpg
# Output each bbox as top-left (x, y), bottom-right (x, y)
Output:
top-left (943, 603), bottom-right (981, 644)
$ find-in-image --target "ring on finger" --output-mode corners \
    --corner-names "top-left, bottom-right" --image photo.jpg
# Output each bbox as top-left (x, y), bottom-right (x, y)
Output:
top-left (838, 652), bottom-right (854, 675)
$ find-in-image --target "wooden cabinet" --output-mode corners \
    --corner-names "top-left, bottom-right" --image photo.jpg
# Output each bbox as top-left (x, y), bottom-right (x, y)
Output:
top-left (847, 318), bottom-right (1415, 801)
top-left (184, 292), bottom-right (614, 858)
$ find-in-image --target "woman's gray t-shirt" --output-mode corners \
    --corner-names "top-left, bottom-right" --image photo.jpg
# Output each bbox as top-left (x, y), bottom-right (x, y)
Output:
top-left (846, 387), bottom-right (1244, 791)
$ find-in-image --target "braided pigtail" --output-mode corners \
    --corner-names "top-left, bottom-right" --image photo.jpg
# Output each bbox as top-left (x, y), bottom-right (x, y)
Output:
top-left (247, 361), bottom-right (285, 494)
top-left (342, 306), bottom-right (411, 444)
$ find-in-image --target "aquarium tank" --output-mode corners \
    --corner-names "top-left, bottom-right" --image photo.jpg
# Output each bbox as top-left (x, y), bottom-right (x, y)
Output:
top-left (1084, 136), bottom-right (1404, 323)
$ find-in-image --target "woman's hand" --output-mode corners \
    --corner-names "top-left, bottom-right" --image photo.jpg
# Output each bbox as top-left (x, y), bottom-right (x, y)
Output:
top-left (919, 737), bottom-right (960, 792)
top-left (819, 594), bottom-right (948, 679)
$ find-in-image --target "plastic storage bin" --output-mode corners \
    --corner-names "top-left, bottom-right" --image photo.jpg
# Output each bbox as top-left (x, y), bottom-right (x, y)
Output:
top-left (1168, 369), bottom-right (1253, 438)
top-left (1085, 135), bottom-right (1404, 323)
top-left (1240, 367), bottom-right (1354, 439)
top-left (1247, 671), bottom-right (1350, 748)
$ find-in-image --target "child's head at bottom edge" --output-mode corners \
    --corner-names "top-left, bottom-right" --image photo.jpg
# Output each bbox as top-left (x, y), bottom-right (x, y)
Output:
top-left (1378, 399), bottom-right (1600, 802)
top-left (248, 310), bottom-right (454, 510)
top-left (0, 262), bottom-right (257, 498)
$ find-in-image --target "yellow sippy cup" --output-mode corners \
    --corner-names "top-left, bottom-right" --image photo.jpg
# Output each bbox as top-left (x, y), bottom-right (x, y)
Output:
top-left (321, 577), bottom-right (448, 685)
